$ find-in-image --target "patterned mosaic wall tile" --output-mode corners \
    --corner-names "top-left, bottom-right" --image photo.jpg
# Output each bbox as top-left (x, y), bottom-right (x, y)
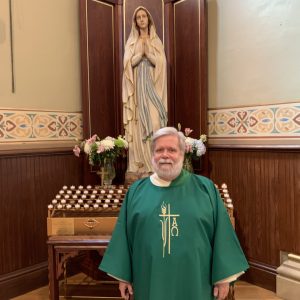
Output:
top-left (208, 102), bottom-right (300, 139)
top-left (0, 109), bottom-right (83, 142)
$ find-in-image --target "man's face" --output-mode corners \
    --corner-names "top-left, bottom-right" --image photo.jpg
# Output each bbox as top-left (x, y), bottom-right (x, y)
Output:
top-left (152, 135), bottom-right (184, 181)
top-left (135, 9), bottom-right (149, 30)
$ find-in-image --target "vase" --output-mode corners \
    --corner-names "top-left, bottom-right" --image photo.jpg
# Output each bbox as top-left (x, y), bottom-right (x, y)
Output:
top-left (183, 157), bottom-right (194, 173)
top-left (97, 158), bottom-right (116, 186)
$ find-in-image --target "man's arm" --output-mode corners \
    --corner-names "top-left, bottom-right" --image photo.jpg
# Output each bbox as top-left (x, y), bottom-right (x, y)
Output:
top-left (107, 274), bottom-right (134, 299)
top-left (213, 282), bottom-right (229, 300)
top-left (119, 281), bottom-right (133, 300)
top-left (213, 269), bottom-right (244, 299)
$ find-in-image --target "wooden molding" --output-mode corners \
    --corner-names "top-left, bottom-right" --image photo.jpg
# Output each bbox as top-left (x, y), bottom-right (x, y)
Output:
top-left (208, 139), bottom-right (300, 150)
top-left (0, 262), bottom-right (48, 299)
top-left (0, 141), bottom-right (77, 155)
top-left (208, 143), bottom-right (300, 150)
top-left (242, 260), bottom-right (277, 292)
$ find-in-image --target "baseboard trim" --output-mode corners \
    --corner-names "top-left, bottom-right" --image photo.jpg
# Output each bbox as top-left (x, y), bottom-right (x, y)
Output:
top-left (0, 259), bottom-right (279, 298)
top-left (242, 260), bottom-right (277, 292)
top-left (0, 262), bottom-right (48, 300)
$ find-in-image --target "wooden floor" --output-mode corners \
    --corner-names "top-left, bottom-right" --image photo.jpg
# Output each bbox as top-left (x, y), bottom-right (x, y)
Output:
top-left (234, 281), bottom-right (282, 299)
top-left (12, 278), bottom-right (282, 300)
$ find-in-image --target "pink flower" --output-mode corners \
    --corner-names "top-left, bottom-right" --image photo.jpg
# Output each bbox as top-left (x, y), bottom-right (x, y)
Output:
top-left (86, 134), bottom-right (97, 144)
top-left (184, 128), bottom-right (193, 136)
top-left (73, 145), bottom-right (81, 157)
top-left (97, 144), bottom-right (105, 153)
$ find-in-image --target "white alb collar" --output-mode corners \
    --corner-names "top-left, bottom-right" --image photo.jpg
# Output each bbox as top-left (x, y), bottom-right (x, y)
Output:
top-left (150, 173), bottom-right (171, 187)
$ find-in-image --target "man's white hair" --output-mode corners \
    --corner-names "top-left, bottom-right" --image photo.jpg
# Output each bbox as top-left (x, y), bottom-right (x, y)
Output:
top-left (151, 127), bottom-right (185, 154)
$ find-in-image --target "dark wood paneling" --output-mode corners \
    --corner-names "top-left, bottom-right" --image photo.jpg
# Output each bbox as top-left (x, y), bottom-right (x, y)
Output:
top-left (164, 1), bottom-right (174, 126)
top-left (171, 0), bottom-right (207, 135)
top-left (174, 0), bottom-right (200, 130)
top-left (88, 0), bottom-right (115, 137)
top-left (209, 147), bottom-right (300, 291)
top-left (80, 0), bottom-right (122, 139)
top-left (80, 0), bottom-right (125, 184)
top-left (164, 0), bottom-right (208, 175)
top-left (114, 2), bottom-right (124, 135)
top-left (0, 150), bottom-right (83, 298)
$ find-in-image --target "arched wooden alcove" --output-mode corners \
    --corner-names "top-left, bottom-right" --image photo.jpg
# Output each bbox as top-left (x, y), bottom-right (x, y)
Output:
top-left (79, 0), bottom-right (208, 182)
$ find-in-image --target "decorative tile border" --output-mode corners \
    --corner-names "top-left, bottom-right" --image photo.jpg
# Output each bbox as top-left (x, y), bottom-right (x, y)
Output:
top-left (208, 102), bottom-right (300, 141)
top-left (0, 109), bottom-right (83, 142)
top-left (2, 103), bottom-right (299, 144)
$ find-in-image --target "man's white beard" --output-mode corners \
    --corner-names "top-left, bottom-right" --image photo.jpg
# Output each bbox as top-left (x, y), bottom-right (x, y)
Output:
top-left (152, 157), bottom-right (183, 181)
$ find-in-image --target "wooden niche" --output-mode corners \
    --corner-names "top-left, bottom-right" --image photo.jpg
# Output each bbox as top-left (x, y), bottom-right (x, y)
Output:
top-left (79, 0), bottom-right (208, 177)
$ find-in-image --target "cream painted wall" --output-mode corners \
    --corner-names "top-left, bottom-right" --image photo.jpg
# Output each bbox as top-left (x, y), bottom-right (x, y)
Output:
top-left (208, 0), bottom-right (300, 109)
top-left (1, 0), bottom-right (298, 112)
top-left (0, 0), bottom-right (81, 111)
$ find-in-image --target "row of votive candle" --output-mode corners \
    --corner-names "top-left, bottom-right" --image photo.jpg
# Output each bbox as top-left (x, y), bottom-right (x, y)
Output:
top-left (48, 198), bottom-right (121, 210)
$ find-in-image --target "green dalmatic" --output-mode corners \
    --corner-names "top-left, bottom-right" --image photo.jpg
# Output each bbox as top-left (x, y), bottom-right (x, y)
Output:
top-left (100, 170), bottom-right (249, 300)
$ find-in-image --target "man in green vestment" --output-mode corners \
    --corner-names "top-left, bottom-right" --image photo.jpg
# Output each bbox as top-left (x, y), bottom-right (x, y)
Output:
top-left (100, 127), bottom-right (249, 300)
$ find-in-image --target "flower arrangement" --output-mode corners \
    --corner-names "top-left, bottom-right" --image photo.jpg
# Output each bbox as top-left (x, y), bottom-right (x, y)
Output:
top-left (73, 134), bottom-right (128, 166)
top-left (178, 124), bottom-right (207, 172)
top-left (183, 128), bottom-right (207, 160)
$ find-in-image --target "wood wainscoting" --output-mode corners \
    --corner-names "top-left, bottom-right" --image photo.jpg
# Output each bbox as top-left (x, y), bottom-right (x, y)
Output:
top-left (0, 149), bottom-right (83, 299)
top-left (209, 146), bottom-right (300, 292)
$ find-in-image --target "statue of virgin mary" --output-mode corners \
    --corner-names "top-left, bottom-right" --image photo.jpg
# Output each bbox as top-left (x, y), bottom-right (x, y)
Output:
top-left (123, 6), bottom-right (168, 179)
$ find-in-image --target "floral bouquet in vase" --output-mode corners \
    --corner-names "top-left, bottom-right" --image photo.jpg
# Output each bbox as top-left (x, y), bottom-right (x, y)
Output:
top-left (178, 124), bottom-right (207, 173)
top-left (73, 134), bottom-right (128, 185)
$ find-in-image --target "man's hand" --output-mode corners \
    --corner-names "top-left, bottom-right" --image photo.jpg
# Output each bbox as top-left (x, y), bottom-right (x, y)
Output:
top-left (119, 281), bottom-right (133, 300)
top-left (213, 282), bottom-right (229, 300)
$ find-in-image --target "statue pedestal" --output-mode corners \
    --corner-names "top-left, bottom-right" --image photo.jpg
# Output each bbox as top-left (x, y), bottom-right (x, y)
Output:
top-left (277, 253), bottom-right (300, 300)
top-left (125, 171), bottom-right (152, 185)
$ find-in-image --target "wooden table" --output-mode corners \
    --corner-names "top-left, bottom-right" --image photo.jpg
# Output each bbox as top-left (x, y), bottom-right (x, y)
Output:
top-left (47, 235), bottom-right (112, 300)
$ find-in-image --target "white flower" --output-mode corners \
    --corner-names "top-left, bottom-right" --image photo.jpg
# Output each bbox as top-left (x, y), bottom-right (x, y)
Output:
top-left (195, 140), bottom-right (206, 156)
top-left (100, 139), bottom-right (115, 150)
top-left (105, 136), bottom-right (115, 141)
top-left (84, 142), bottom-right (91, 154)
top-left (185, 137), bottom-right (194, 147)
